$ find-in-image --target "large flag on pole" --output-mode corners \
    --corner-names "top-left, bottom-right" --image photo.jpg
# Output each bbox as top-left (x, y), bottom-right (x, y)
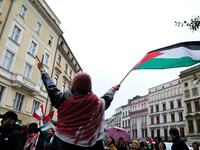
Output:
top-left (33, 105), bottom-right (44, 127)
top-left (133, 41), bottom-right (200, 70)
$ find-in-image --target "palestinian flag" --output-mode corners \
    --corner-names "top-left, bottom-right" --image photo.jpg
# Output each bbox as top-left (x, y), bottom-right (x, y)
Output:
top-left (43, 110), bottom-right (54, 125)
top-left (33, 105), bottom-right (44, 127)
top-left (133, 41), bottom-right (200, 70)
top-left (148, 137), bottom-right (153, 148)
top-left (50, 133), bottom-right (55, 144)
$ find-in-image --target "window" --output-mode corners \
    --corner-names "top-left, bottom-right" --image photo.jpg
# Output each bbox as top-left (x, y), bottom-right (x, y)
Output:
top-left (177, 100), bottom-right (182, 108)
top-left (185, 90), bottom-right (190, 97)
top-left (180, 127), bottom-right (185, 137)
top-left (38, 76), bottom-right (43, 89)
top-left (170, 101), bottom-right (174, 109)
top-left (149, 96), bottom-right (151, 102)
top-left (23, 63), bottom-right (31, 78)
top-left (175, 88), bottom-right (178, 95)
top-left (188, 121), bottom-right (194, 132)
top-left (64, 64), bottom-right (68, 73)
top-left (151, 130), bottom-right (154, 138)
top-left (0, 0), bottom-right (3, 8)
top-left (157, 129), bottom-right (160, 137)
top-left (168, 90), bottom-right (170, 97)
top-left (13, 92), bottom-right (25, 111)
top-left (19, 5), bottom-right (27, 19)
top-left (171, 114), bottom-right (175, 122)
top-left (179, 112), bottom-right (183, 121)
top-left (54, 74), bottom-right (58, 86)
top-left (144, 103), bottom-right (146, 108)
top-left (193, 88), bottom-right (198, 95)
top-left (128, 119), bottom-right (130, 127)
top-left (150, 106), bottom-right (153, 113)
top-left (44, 53), bottom-right (49, 66)
top-left (122, 121), bottom-right (124, 127)
top-left (158, 93), bottom-right (160, 99)
top-left (125, 111), bottom-right (127, 116)
top-left (11, 26), bottom-right (21, 42)
top-left (156, 105), bottom-right (159, 112)
top-left (132, 118), bottom-right (134, 125)
top-left (0, 85), bottom-right (5, 103)
top-left (152, 95), bottom-right (154, 101)
top-left (142, 116), bottom-right (144, 124)
top-left (57, 54), bottom-right (61, 65)
top-left (49, 103), bottom-right (53, 113)
top-left (197, 120), bottom-right (200, 132)
top-left (31, 100), bottom-right (40, 114)
top-left (187, 103), bottom-right (191, 113)
top-left (164, 91), bottom-right (167, 98)
top-left (157, 116), bottom-right (160, 124)
top-left (171, 89), bottom-right (174, 96)
top-left (29, 41), bottom-right (37, 56)
top-left (135, 106), bottom-right (137, 111)
top-left (62, 82), bottom-right (66, 93)
top-left (48, 35), bottom-right (53, 46)
top-left (164, 129), bottom-right (168, 140)
top-left (151, 117), bottom-right (154, 124)
top-left (142, 104), bottom-right (143, 109)
top-left (179, 87), bottom-right (182, 94)
top-left (163, 103), bottom-right (166, 111)
top-left (163, 115), bottom-right (167, 123)
top-left (155, 94), bottom-right (157, 100)
top-left (145, 115), bottom-right (147, 124)
top-left (69, 69), bottom-right (72, 78)
top-left (195, 101), bottom-right (200, 111)
top-left (161, 92), bottom-right (163, 99)
top-left (2, 50), bottom-right (14, 70)
top-left (135, 117), bottom-right (137, 125)
top-left (35, 22), bottom-right (42, 34)
top-left (184, 82), bottom-right (188, 87)
top-left (132, 106), bottom-right (134, 112)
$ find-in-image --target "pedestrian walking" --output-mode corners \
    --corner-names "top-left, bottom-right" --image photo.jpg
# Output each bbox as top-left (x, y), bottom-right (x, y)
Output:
top-left (36, 55), bottom-right (120, 150)
top-left (0, 111), bottom-right (23, 150)
top-left (169, 127), bottom-right (189, 150)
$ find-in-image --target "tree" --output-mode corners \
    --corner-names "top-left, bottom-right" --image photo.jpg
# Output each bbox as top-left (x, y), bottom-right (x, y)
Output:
top-left (175, 15), bottom-right (200, 32)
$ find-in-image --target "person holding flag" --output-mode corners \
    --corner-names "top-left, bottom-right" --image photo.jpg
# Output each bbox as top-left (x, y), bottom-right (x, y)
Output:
top-left (36, 55), bottom-right (120, 150)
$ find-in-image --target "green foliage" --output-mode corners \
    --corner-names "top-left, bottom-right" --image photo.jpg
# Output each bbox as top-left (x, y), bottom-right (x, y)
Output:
top-left (175, 16), bottom-right (200, 32)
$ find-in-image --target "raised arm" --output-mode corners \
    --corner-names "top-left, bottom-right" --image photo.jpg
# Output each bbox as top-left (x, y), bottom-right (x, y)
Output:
top-left (101, 84), bottom-right (120, 110)
top-left (36, 55), bottom-right (73, 109)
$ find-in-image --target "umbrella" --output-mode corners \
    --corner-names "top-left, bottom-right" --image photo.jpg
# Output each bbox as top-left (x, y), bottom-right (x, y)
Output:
top-left (106, 127), bottom-right (130, 142)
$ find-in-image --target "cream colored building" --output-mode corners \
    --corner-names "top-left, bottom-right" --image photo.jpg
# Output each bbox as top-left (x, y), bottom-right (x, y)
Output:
top-left (179, 65), bottom-right (200, 146)
top-left (46, 35), bottom-right (82, 121)
top-left (0, 0), bottom-right (62, 125)
top-left (148, 78), bottom-right (186, 142)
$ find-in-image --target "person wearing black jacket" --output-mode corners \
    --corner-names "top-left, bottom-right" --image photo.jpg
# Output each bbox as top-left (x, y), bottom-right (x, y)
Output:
top-left (0, 111), bottom-right (23, 150)
top-left (169, 128), bottom-right (189, 150)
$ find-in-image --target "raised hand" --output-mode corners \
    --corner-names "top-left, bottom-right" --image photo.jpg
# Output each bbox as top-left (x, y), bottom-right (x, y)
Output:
top-left (36, 55), bottom-right (45, 71)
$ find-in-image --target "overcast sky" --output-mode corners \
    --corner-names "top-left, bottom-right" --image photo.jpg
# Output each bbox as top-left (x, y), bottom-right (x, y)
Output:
top-left (46, 0), bottom-right (200, 119)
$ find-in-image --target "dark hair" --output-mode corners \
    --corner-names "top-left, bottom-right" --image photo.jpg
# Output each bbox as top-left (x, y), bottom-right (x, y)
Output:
top-left (116, 137), bottom-right (125, 148)
top-left (193, 142), bottom-right (200, 150)
top-left (140, 141), bottom-right (145, 148)
top-left (107, 137), bottom-right (115, 144)
top-left (47, 128), bottom-right (55, 133)
top-left (169, 128), bottom-right (179, 137)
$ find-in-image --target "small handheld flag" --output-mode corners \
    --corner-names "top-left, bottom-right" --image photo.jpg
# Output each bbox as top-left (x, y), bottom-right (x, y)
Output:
top-left (148, 137), bottom-right (153, 148)
top-left (33, 105), bottom-right (44, 127)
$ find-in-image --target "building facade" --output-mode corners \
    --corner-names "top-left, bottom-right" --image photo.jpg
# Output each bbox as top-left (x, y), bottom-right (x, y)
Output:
top-left (179, 65), bottom-right (200, 146)
top-left (130, 95), bottom-right (148, 140)
top-left (148, 78), bottom-right (186, 142)
top-left (122, 101), bottom-right (131, 135)
top-left (114, 106), bottom-right (122, 128)
top-left (0, 0), bottom-right (72, 125)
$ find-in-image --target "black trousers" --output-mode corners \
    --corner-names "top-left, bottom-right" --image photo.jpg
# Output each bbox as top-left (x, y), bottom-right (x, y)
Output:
top-left (50, 135), bottom-right (104, 150)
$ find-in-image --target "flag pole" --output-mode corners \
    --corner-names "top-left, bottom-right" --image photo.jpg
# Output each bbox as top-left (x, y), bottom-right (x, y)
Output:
top-left (119, 69), bottom-right (132, 84)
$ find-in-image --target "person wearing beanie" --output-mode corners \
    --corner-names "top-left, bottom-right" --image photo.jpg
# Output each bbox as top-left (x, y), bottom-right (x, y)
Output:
top-left (130, 140), bottom-right (140, 150)
top-left (36, 55), bottom-right (120, 150)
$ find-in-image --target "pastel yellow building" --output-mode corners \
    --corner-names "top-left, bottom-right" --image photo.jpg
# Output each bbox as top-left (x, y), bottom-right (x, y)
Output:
top-left (0, 0), bottom-right (62, 125)
top-left (179, 65), bottom-right (200, 146)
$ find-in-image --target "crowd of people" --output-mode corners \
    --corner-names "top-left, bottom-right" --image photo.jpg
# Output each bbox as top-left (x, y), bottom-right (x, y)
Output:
top-left (0, 55), bottom-right (199, 150)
